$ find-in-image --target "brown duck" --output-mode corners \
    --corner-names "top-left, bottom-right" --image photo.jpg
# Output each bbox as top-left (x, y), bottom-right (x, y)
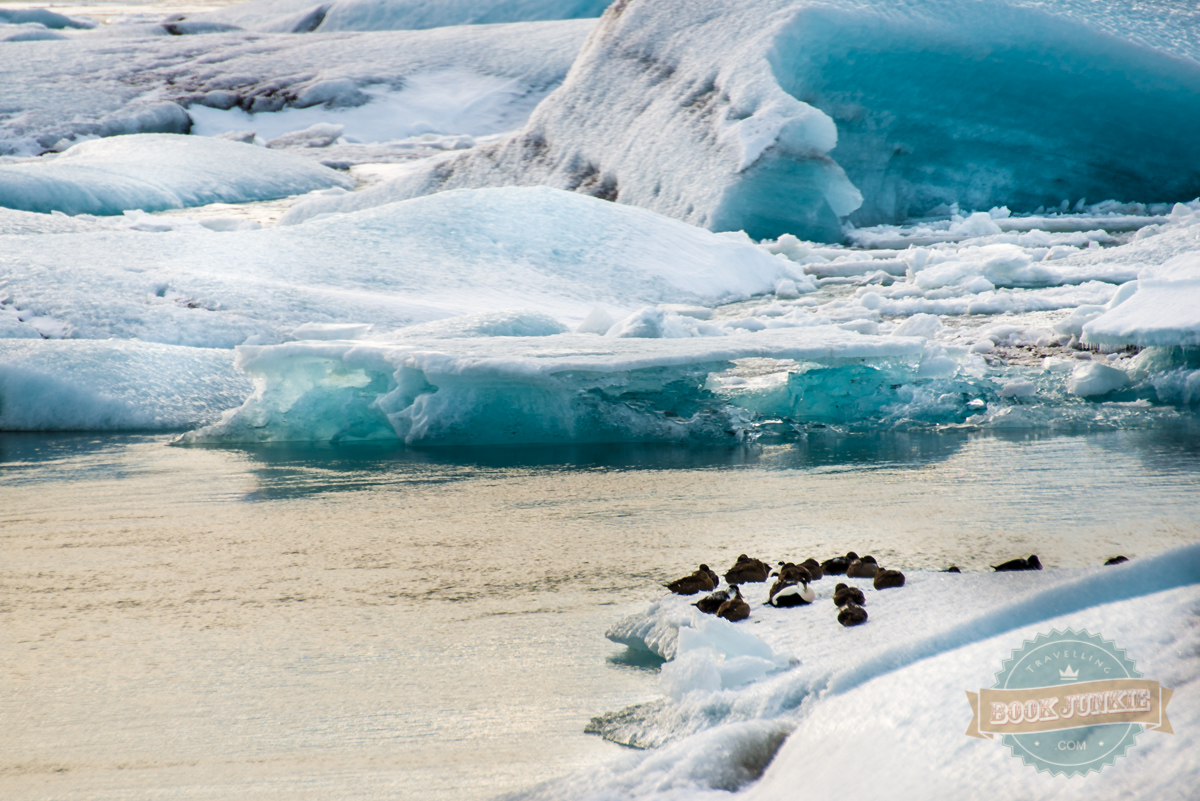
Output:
top-left (724, 554), bottom-right (771, 584)
top-left (838, 604), bottom-right (868, 627)
top-left (874, 569), bottom-right (905, 590)
top-left (665, 565), bottom-right (716, 595)
top-left (820, 552), bottom-right (858, 575)
top-left (832, 583), bottom-right (865, 607)
top-left (846, 557), bottom-right (878, 579)
top-left (717, 585), bottom-right (750, 621)
top-left (801, 558), bottom-right (824, 580)
top-left (694, 589), bottom-right (729, 614)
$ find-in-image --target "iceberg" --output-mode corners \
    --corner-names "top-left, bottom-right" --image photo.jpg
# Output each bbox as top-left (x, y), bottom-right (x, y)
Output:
top-left (1084, 251), bottom-right (1200, 349)
top-left (0, 339), bottom-right (250, 431)
top-left (0, 187), bottom-right (794, 348)
top-left (192, 0), bottom-right (610, 33)
top-left (293, 0), bottom-right (1200, 241)
top-left (0, 134), bottom-right (354, 215)
top-left (0, 19), bottom-right (589, 156)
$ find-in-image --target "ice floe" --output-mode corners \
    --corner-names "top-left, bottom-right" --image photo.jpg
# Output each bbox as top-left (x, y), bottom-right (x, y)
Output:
top-left (0, 134), bottom-right (353, 215)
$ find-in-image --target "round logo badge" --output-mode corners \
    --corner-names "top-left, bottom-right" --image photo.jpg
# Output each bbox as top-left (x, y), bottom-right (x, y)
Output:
top-left (965, 628), bottom-right (1174, 777)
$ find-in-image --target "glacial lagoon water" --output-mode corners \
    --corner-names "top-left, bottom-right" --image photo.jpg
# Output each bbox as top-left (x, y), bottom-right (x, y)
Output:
top-left (3, 426), bottom-right (1200, 800)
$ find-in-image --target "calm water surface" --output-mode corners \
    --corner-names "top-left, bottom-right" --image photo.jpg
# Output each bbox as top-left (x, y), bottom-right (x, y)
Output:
top-left (3, 426), bottom-right (1200, 800)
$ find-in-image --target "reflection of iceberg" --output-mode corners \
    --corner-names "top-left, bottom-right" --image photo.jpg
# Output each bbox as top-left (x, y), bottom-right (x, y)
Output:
top-left (293, 0), bottom-right (1200, 240)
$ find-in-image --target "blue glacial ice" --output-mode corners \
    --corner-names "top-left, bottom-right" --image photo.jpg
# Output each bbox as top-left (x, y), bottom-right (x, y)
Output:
top-left (293, 0), bottom-right (1200, 241)
top-left (0, 134), bottom-right (353, 215)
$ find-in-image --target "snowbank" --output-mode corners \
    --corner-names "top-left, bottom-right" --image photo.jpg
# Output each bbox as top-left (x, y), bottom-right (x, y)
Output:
top-left (523, 544), bottom-right (1200, 800)
top-left (0, 339), bottom-right (250, 431)
top-left (195, 0), bottom-right (609, 33)
top-left (0, 134), bottom-right (353, 215)
top-left (0, 187), bottom-right (793, 348)
top-left (290, 0), bottom-right (1200, 240)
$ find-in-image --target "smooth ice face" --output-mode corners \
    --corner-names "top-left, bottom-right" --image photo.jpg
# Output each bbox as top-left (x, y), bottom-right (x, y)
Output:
top-left (304, 0), bottom-right (1200, 241)
top-left (0, 135), bottom-right (353, 215)
top-left (193, 0), bottom-right (611, 32)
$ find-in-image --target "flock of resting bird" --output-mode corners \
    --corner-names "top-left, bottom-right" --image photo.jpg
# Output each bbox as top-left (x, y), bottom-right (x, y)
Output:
top-left (664, 552), bottom-right (1131, 627)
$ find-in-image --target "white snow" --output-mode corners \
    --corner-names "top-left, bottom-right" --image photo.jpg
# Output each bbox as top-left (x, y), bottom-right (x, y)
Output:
top-left (0, 134), bottom-right (353, 215)
top-left (193, 0), bottom-right (610, 32)
top-left (542, 544), bottom-right (1200, 801)
top-left (1084, 250), bottom-right (1200, 348)
top-left (0, 186), bottom-right (795, 349)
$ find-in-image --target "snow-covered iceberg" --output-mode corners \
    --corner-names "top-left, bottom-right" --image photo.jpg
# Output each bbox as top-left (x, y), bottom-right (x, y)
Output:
top-left (0, 20), bottom-right (589, 156)
top-left (0, 339), bottom-right (249, 431)
top-left (0, 134), bottom-right (353, 215)
top-left (0, 187), bottom-right (794, 348)
top-left (192, 0), bottom-right (610, 33)
top-left (291, 0), bottom-right (1200, 240)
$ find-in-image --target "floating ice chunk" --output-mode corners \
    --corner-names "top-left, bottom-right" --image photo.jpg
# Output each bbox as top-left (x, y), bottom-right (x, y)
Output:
top-left (1084, 251), bottom-right (1200, 348)
top-left (576, 307), bottom-right (617, 335)
top-left (891, 313), bottom-right (942, 339)
top-left (997, 380), bottom-right (1036, 398)
top-left (1, 187), bottom-right (789, 348)
top-left (290, 322), bottom-right (374, 341)
top-left (1052, 304), bottom-right (1107, 338)
top-left (0, 8), bottom-right (95, 28)
top-left (266, 123), bottom-right (345, 149)
top-left (0, 339), bottom-right (250, 431)
top-left (193, 0), bottom-right (610, 33)
top-left (0, 134), bottom-right (354, 215)
top-left (1068, 361), bottom-right (1130, 397)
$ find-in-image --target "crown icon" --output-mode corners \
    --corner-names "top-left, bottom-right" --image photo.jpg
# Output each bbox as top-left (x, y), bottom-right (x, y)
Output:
top-left (1059, 665), bottom-right (1079, 681)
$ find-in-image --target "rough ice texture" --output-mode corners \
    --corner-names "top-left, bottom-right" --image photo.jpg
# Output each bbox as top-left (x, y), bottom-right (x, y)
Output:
top-left (195, 0), bottom-right (610, 33)
top-left (0, 339), bottom-right (250, 431)
top-left (285, 0), bottom-right (1200, 241)
top-left (181, 327), bottom-right (925, 445)
top-left (0, 187), bottom-right (794, 348)
top-left (0, 19), bottom-right (590, 155)
top-left (525, 544), bottom-right (1200, 800)
top-left (0, 134), bottom-right (353, 215)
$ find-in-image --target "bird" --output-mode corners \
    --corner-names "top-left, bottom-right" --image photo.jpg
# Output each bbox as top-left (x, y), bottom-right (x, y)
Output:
top-left (774, 562), bottom-right (812, 583)
top-left (1104, 556), bottom-right (1129, 566)
top-left (820, 552), bottom-right (858, 575)
top-left (665, 565), bottom-right (716, 595)
top-left (800, 558), bottom-right (824, 580)
top-left (717, 585), bottom-right (750, 621)
top-left (694, 589), bottom-right (729, 614)
top-left (832, 583), bottom-right (865, 607)
top-left (992, 555), bottom-right (1042, 572)
top-left (838, 604), bottom-right (868, 627)
top-left (874, 569), bottom-right (905, 590)
top-left (943, 566), bottom-right (962, 573)
top-left (724, 555), bottom-right (771, 584)
top-left (768, 578), bottom-right (815, 607)
top-left (846, 557), bottom-right (879, 579)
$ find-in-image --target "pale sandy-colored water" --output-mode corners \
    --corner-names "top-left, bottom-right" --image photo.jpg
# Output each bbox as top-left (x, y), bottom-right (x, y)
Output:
top-left (3, 428), bottom-right (1199, 800)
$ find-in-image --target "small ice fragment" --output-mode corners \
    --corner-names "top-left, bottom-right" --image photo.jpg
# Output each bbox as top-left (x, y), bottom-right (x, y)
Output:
top-left (998, 380), bottom-right (1036, 398)
top-left (577, 306), bottom-right (617, 334)
top-left (969, 340), bottom-right (994, 354)
top-left (774, 279), bottom-right (800, 299)
top-left (1067, 362), bottom-right (1130, 397)
top-left (892, 313), bottom-right (943, 339)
